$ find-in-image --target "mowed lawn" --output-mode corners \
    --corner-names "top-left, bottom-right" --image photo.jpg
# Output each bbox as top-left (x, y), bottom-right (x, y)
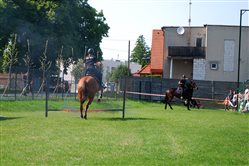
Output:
top-left (0, 99), bottom-right (248, 165)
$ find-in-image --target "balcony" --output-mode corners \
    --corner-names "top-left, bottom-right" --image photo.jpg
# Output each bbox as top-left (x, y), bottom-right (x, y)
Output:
top-left (168, 46), bottom-right (206, 58)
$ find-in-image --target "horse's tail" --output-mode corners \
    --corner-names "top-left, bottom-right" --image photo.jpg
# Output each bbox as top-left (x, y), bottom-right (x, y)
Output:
top-left (78, 78), bottom-right (88, 100)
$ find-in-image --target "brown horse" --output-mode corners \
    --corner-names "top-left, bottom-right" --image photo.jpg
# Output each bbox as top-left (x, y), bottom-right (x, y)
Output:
top-left (164, 80), bottom-right (198, 110)
top-left (78, 62), bottom-right (103, 119)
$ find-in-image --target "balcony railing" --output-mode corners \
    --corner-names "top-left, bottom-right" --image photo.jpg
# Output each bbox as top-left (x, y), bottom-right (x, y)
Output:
top-left (168, 46), bottom-right (206, 58)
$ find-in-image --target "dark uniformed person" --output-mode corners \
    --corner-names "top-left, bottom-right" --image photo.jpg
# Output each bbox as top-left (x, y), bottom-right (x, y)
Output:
top-left (83, 48), bottom-right (104, 88)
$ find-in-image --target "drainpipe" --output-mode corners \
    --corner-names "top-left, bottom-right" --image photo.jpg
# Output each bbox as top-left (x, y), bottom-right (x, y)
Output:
top-left (170, 58), bottom-right (173, 79)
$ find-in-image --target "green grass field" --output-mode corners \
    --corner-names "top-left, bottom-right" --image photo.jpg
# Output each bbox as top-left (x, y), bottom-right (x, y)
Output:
top-left (0, 99), bottom-right (248, 165)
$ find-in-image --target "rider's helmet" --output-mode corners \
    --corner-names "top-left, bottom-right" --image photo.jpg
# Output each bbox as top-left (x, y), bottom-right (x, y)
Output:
top-left (88, 48), bottom-right (95, 55)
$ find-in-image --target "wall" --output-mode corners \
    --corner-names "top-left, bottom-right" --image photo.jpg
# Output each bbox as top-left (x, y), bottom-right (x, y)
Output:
top-left (151, 30), bottom-right (164, 73)
top-left (205, 25), bottom-right (249, 82)
top-left (0, 73), bottom-right (28, 90)
top-left (171, 59), bottom-right (193, 79)
top-left (162, 25), bottom-right (249, 82)
top-left (162, 26), bottom-right (206, 79)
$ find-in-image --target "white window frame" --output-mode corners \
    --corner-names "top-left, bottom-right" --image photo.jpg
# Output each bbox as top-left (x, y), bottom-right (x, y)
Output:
top-left (210, 63), bottom-right (218, 70)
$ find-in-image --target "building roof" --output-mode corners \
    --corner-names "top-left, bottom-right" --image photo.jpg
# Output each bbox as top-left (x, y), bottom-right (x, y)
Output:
top-left (136, 64), bottom-right (151, 75)
top-left (135, 29), bottom-right (164, 76)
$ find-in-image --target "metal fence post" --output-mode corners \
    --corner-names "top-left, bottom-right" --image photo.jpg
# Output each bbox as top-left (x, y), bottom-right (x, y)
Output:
top-left (122, 77), bottom-right (127, 119)
top-left (45, 72), bottom-right (49, 117)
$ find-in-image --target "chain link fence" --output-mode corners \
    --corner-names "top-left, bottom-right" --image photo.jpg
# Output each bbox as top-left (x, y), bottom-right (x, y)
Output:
top-left (0, 67), bottom-right (78, 101)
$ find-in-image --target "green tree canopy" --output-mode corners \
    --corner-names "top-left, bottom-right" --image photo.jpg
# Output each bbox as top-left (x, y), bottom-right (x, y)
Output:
top-left (131, 35), bottom-right (150, 67)
top-left (0, 0), bottom-right (109, 73)
top-left (71, 59), bottom-right (84, 81)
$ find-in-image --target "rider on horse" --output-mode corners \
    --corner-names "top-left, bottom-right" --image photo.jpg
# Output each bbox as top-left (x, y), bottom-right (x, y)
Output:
top-left (83, 48), bottom-right (104, 88)
top-left (177, 75), bottom-right (188, 99)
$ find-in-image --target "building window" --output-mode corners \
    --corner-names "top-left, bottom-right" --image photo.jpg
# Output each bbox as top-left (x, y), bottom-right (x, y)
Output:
top-left (210, 63), bottom-right (218, 70)
top-left (224, 40), bottom-right (235, 72)
top-left (196, 38), bottom-right (202, 47)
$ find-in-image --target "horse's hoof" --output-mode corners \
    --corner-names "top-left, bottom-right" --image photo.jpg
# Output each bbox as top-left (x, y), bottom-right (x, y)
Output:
top-left (84, 116), bottom-right (87, 120)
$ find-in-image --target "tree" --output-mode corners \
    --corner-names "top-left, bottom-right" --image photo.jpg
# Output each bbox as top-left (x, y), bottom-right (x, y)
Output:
top-left (2, 34), bottom-right (18, 72)
top-left (110, 64), bottom-right (131, 83)
top-left (20, 39), bottom-right (34, 96)
top-left (2, 34), bottom-right (18, 96)
top-left (0, 0), bottom-right (109, 72)
top-left (53, 46), bottom-right (63, 94)
top-left (71, 59), bottom-right (85, 82)
top-left (37, 40), bottom-right (51, 95)
top-left (131, 35), bottom-right (150, 67)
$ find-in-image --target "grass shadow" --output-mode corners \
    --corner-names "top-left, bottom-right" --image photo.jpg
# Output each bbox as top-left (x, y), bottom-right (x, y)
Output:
top-left (48, 108), bottom-right (61, 111)
top-left (93, 117), bottom-right (157, 121)
top-left (0, 116), bottom-right (23, 121)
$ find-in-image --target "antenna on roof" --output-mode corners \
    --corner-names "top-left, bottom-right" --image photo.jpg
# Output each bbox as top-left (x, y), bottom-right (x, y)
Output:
top-left (188, 0), bottom-right (192, 27)
top-left (187, 0), bottom-right (192, 46)
top-left (188, 0), bottom-right (192, 26)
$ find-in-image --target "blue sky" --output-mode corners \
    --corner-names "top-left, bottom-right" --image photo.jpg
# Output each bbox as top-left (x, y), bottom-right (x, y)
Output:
top-left (89, 0), bottom-right (249, 61)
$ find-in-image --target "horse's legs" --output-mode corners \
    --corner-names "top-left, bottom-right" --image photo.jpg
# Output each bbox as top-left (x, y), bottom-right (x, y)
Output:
top-left (164, 95), bottom-right (169, 110)
top-left (80, 97), bottom-right (87, 119)
top-left (165, 95), bottom-right (174, 110)
top-left (84, 98), bottom-right (93, 119)
top-left (80, 99), bottom-right (84, 119)
top-left (165, 101), bottom-right (173, 110)
top-left (168, 102), bottom-right (173, 110)
top-left (186, 99), bottom-right (191, 111)
top-left (164, 96), bottom-right (167, 109)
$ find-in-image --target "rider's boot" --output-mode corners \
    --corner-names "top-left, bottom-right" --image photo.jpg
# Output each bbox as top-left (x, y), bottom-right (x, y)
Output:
top-left (97, 81), bottom-right (104, 89)
top-left (98, 74), bottom-right (106, 89)
top-left (180, 92), bottom-right (183, 99)
top-left (101, 82), bottom-right (106, 89)
top-left (180, 88), bottom-right (185, 99)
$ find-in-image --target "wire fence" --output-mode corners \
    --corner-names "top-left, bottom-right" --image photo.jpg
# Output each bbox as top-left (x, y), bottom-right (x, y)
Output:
top-left (1, 69), bottom-right (247, 103)
top-left (0, 67), bottom-right (77, 101)
top-left (120, 76), bottom-right (248, 101)
top-left (0, 67), bottom-right (121, 102)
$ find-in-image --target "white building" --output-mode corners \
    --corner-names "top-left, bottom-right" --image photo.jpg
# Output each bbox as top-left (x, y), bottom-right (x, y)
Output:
top-left (102, 59), bottom-right (141, 83)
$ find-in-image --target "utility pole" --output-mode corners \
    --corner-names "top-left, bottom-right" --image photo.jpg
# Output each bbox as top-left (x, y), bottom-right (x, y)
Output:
top-left (237, 9), bottom-right (249, 111)
top-left (128, 40), bottom-right (130, 74)
top-left (122, 40), bottom-right (131, 119)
